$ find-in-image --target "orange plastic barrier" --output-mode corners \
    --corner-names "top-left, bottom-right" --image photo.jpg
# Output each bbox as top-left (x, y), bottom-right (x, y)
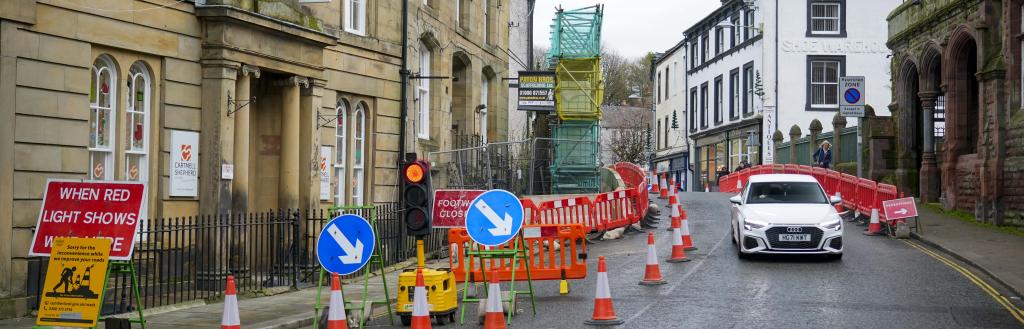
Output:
top-left (593, 189), bottom-right (640, 231)
top-left (521, 198), bottom-right (539, 224)
top-left (533, 196), bottom-right (599, 232)
top-left (448, 224), bottom-right (588, 283)
top-left (856, 178), bottom-right (877, 215)
top-left (839, 173), bottom-right (858, 210)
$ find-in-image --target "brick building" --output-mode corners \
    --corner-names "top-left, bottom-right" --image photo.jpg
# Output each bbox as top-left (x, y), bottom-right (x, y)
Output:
top-left (887, 0), bottom-right (1024, 226)
top-left (0, 0), bottom-right (514, 317)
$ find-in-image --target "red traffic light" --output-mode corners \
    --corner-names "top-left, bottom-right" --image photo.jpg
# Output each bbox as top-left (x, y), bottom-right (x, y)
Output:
top-left (404, 162), bottom-right (425, 184)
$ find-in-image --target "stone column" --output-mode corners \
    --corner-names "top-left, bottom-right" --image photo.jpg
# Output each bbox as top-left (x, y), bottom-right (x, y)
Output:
top-left (278, 76), bottom-right (308, 210)
top-left (299, 79), bottom-right (324, 211)
top-left (808, 119), bottom-right (822, 165)
top-left (789, 125), bottom-right (802, 165)
top-left (918, 91), bottom-right (940, 202)
top-left (832, 113), bottom-right (847, 165)
top-left (772, 130), bottom-right (784, 163)
top-left (233, 65), bottom-right (260, 214)
top-left (197, 59), bottom-right (239, 290)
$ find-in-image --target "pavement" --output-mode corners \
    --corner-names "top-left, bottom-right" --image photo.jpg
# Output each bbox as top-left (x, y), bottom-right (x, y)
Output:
top-left (910, 203), bottom-right (1024, 297)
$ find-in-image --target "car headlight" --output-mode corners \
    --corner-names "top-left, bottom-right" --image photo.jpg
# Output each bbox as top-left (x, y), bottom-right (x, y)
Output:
top-left (743, 219), bottom-right (768, 230)
top-left (820, 217), bottom-right (842, 231)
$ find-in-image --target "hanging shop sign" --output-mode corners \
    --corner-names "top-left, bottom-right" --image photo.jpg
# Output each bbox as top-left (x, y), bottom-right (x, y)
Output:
top-left (320, 146), bottom-right (332, 201)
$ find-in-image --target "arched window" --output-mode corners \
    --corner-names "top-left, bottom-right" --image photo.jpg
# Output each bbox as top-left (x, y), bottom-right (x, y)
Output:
top-left (125, 62), bottom-right (150, 183)
top-left (89, 56), bottom-right (117, 180)
top-left (417, 41), bottom-right (431, 139)
top-left (351, 103), bottom-right (366, 205)
top-left (479, 74), bottom-right (489, 143)
top-left (335, 100), bottom-right (349, 204)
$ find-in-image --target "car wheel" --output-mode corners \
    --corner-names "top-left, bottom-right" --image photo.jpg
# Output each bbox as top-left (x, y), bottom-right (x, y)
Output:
top-left (731, 225), bottom-right (737, 245)
top-left (827, 253), bottom-right (843, 261)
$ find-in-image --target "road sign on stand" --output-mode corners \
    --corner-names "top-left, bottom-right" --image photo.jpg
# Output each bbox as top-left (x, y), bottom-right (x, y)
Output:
top-left (29, 180), bottom-right (147, 260)
top-left (431, 189), bottom-right (485, 228)
top-left (839, 76), bottom-right (865, 117)
top-left (36, 237), bottom-right (111, 328)
top-left (317, 214), bottom-right (376, 275)
top-left (465, 189), bottom-right (525, 246)
top-left (882, 197), bottom-right (919, 221)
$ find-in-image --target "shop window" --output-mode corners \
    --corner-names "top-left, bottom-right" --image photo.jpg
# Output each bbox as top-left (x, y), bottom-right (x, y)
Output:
top-left (335, 100), bottom-right (349, 204)
top-left (351, 103), bottom-right (367, 205)
top-left (89, 56), bottom-right (117, 181)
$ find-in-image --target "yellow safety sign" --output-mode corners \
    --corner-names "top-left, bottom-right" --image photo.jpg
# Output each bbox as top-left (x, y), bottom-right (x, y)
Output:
top-left (36, 237), bottom-right (110, 328)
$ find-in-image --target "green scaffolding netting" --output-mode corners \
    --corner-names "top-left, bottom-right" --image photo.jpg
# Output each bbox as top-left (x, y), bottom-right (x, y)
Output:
top-left (548, 5), bottom-right (603, 64)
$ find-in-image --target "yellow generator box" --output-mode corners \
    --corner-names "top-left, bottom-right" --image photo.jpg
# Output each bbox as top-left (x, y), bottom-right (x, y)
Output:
top-left (396, 268), bottom-right (458, 325)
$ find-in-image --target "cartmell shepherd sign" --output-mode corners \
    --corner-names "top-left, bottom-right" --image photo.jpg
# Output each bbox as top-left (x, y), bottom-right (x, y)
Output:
top-left (517, 71), bottom-right (556, 111)
top-left (170, 130), bottom-right (199, 197)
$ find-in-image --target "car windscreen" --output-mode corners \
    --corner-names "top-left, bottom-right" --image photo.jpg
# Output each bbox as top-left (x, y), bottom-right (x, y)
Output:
top-left (745, 182), bottom-right (827, 204)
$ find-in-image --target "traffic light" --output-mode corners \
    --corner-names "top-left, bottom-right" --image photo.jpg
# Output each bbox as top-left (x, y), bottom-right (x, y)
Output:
top-left (402, 159), bottom-right (432, 236)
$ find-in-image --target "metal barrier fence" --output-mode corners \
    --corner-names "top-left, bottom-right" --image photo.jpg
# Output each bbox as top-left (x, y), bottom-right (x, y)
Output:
top-left (25, 203), bottom-right (448, 316)
top-left (428, 138), bottom-right (601, 196)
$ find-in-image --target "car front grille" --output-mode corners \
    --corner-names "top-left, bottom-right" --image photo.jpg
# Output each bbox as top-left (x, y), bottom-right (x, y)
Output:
top-left (765, 226), bottom-right (823, 249)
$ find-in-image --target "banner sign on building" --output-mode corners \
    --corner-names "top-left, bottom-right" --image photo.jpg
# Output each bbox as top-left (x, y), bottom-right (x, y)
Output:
top-left (35, 237), bottom-right (111, 328)
top-left (169, 130), bottom-right (199, 197)
top-left (431, 189), bottom-right (485, 228)
top-left (762, 106), bottom-right (775, 164)
top-left (517, 71), bottom-right (556, 111)
top-left (29, 180), bottom-right (147, 260)
top-left (319, 146), bottom-right (332, 201)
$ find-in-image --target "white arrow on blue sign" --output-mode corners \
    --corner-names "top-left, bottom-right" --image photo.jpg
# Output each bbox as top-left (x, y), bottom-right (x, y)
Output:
top-left (465, 189), bottom-right (524, 246)
top-left (317, 214), bottom-right (376, 275)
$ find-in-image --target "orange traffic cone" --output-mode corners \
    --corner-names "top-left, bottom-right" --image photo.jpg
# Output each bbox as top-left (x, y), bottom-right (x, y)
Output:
top-left (410, 269), bottom-right (432, 329)
top-left (736, 178), bottom-right (743, 191)
top-left (483, 269), bottom-right (506, 329)
top-left (221, 275), bottom-right (241, 329)
top-left (659, 175), bottom-right (669, 199)
top-left (666, 194), bottom-right (679, 231)
top-left (327, 273), bottom-right (349, 329)
top-left (584, 256), bottom-right (624, 326)
top-left (704, 183), bottom-right (710, 192)
top-left (639, 232), bottom-right (666, 285)
top-left (680, 206), bottom-right (697, 251)
top-left (667, 207), bottom-right (690, 263)
top-left (864, 208), bottom-right (882, 236)
top-left (668, 177), bottom-right (676, 198)
top-left (651, 171), bottom-right (661, 194)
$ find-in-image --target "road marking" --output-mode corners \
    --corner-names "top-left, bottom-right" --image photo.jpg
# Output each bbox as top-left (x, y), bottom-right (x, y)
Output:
top-left (903, 240), bottom-right (1024, 325)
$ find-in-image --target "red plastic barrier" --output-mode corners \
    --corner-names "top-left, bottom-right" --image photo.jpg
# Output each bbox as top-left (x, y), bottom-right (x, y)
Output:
top-left (824, 170), bottom-right (841, 196)
top-left (875, 183), bottom-right (898, 221)
top-left (610, 162), bottom-right (649, 218)
top-left (839, 173), bottom-right (858, 210)
top-left (520, 198), bottom-right (539, 224)
top-left (856, 178), bottom-right (877, 215)
top-left (737, 169), bottom-right (751, 189)
top-left (772, 164), bottom-right (785, 173)
top-left (811, 167), bottom-right (828, 192)
top-left (593, 189), bottom-right (639, 231)
top-left (784, 164), bottom-right (800, 174)
top-left (797, 165), bottom-right (813, 176)
top-left (449, 224), bottom-right (588, 283)
top-left (635, 181), bottom-right (649, 219)
top-left (533, 196), bottom-right (599, 232)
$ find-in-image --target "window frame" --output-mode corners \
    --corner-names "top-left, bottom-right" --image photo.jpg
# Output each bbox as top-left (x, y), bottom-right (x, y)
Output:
top-left (483, 0), bottom-right (491, 44)
top-left (480, 74), bottom-right (489, 143)
top-left (417, 42), bottom-right (431, 140)
top-left (664, 67), bottom-right (670, 100)
top-left (89, 56), bottom-right (117, 181)
top-left (744, 9), bottom-right (755, 40)
top-left (351, 103), bottom-right (367, 205)
top-left (806, 55), bottom-right (847, 111)
top-left (806, 0), bottom-right (846, 37)
top-left (743, 61), bottom-right (755, 116)
top-left (731, 15), bottom-right (740, 48)
top-left (700, 82), bottom-right (709, 129)
top-left (689, 87), bottom-right (698, 132)
top-left (125, 62), bottom-right (151, 184)
top-left (701, 33), bottom-right (709, 63)
top-left (663, 116), bottom-right (669, 148)
top-left (715, 27), bottom-right (724, 55)
top-left (729, 68), bottom-right (740, 120)
top-left (657, 72), bottom-right (662, 104)
top-left (714, 75), bottom-right (723, 125)
top-left (334, 100), bottom-right (349, 205)
top-left (344, 0), bottom-right (367, 36)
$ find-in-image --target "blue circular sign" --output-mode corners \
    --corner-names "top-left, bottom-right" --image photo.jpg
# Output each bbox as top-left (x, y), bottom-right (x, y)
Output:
top-left (316, 214), bottom-right (376, 275)
top-left (465, 189), bottom-right (524, 246)
top-left (844, 88), bottom-right (861, 104)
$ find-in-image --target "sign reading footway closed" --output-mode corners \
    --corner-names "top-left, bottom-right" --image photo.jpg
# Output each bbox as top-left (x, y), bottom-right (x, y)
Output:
top-left (431, 189), bottom-right (485, 228)
top-left (29, 180), bottom-right (147, 260)
top-left (36, 237), bottom-right (111, 328)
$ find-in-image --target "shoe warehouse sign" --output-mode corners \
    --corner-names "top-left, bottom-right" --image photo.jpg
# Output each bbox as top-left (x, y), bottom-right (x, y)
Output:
top-left (517, 71), bottom-right (556, 111)
top-left (29, 180), bottom-right (147, 260)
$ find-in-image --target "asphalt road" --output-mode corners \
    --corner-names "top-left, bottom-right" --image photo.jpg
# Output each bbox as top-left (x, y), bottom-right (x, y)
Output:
top-left (369, 192), bottom-right (1024, 328)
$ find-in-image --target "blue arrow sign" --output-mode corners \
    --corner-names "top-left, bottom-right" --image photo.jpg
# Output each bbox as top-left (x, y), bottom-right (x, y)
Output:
top-left (465, 189), bottom-right (524, 246)
top-left (317, 214), bottom-right (375, 275)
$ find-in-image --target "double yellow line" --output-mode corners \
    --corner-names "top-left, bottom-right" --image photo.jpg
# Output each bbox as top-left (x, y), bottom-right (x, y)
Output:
top-left (903, 240), bottom-right (1024, 325)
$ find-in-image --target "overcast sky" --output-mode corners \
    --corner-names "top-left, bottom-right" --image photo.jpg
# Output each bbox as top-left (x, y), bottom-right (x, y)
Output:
top-left (533, 0), bottom-right (722, 58)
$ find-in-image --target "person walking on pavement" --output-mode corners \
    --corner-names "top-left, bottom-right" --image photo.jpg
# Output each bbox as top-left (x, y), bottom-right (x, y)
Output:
top-left (813, 141), bottom-right (833, 169)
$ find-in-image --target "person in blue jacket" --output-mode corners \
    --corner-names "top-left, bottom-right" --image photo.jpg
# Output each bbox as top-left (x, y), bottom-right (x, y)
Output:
top-left (813, 141), bottom-right (833, 169)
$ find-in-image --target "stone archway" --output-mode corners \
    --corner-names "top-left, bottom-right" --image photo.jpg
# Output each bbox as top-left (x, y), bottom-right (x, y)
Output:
top-left (917, 46), bottom-right (943, 202)
top-left (941, 29), bottom-right (980, 211)
top-left (451, 51), bottom-right (473, 140)
top-left (894, 57), bottom-right (921, 195)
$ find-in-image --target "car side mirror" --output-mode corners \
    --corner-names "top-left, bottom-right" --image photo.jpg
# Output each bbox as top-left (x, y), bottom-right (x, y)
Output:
top-left (829, 195), bottom-right (842, 205)
top-left (729, 195), bottom-right (743, 205)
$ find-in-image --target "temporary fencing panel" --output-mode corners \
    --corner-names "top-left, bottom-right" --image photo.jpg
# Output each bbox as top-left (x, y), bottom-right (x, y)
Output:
top-left (875, 184), bottom-right (898, 221)
top-left (521, 198), bottom-right (540, 224)
top-left (825, 171), bottom-right (842, 196)
top-left (839, 173), bottom-right (858, 210)
top-left (771, 164), bottom-right (785, 173)
top-left (448, 224), bottom-right (588, 283)
top-left (592, 189), bottom-right (639, 230)
top-left (856, 178), bottom-right (877, 215)
top-left (784, 164), bottom-right (800, 174)
top-left (533, 196), bottom-right (598, 232)
top-left (811, 168), bottom-right (827, 191)
top-left (797, 165), bottom-right (813, 176)
top-left (755, 165), bottom-right (772, 175)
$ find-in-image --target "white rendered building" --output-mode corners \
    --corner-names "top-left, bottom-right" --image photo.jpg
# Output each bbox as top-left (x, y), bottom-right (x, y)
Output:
top-left (652, 42), bottom-right (691, 190)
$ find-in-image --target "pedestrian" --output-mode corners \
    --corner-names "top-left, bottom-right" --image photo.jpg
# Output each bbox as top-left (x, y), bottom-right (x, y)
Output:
top-left (813, 141), bottom-right (833, 169)
top-left (53, 266), bottom-right (75, 293)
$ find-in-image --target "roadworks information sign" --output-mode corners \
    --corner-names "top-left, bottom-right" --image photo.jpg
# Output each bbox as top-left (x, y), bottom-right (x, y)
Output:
top-left (36, 237), bottom-right (111, 328)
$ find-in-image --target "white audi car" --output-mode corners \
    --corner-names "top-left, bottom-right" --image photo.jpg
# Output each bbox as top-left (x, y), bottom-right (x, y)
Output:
top-left (730, 174), bottom-right (844, 260)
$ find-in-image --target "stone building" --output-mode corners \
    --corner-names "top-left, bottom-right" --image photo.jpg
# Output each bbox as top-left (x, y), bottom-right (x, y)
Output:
top-left (0, 0), bottom-right (512, 317)
top-left (887, 0), bottom-right (1024, 225)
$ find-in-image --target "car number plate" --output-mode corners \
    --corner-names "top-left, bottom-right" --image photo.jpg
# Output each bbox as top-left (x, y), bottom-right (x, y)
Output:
top-left (778, 234), bottom-right (811, 242)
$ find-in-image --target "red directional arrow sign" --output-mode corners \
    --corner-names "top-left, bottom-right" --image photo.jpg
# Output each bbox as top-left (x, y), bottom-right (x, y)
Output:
top-left (882, 197), bottom-right (918, 220)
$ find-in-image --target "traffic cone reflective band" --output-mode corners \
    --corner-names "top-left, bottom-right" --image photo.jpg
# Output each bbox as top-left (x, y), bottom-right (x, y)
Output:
top-left (667, 216), bottom-right (690, 263)
top-left (483, 269), bottom-right (507, 329)
top-left (668, 194), bottom-right (678, 207)
top-left (411, 269), bottom-right (432, 329)
top-left (328, 273), bottom-right (349, 329)
top-left (864, 208), bottom-right (882, 236)
top-left (639, 233), bottom-right (666, 285)
top-left (659, 175), bottom-right (669, 199)
top-left (221, 275), bottom-right (241, 329)
top-left (680, 205), bottom-right (697, 251)
top-left (584, 256), bottom-right (624, 326)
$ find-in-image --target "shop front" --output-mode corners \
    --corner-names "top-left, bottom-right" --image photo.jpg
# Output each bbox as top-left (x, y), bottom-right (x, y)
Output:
top-left (652, 152), bottom-right (690, 192)
top-left (692, 120), bottom-right (762, 191)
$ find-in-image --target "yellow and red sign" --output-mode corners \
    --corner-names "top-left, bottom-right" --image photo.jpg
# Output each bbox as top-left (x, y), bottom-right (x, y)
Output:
top-left (36, 237), bottom-right (111, 328)
top-left (29, 180), bottom-right (147, 260)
